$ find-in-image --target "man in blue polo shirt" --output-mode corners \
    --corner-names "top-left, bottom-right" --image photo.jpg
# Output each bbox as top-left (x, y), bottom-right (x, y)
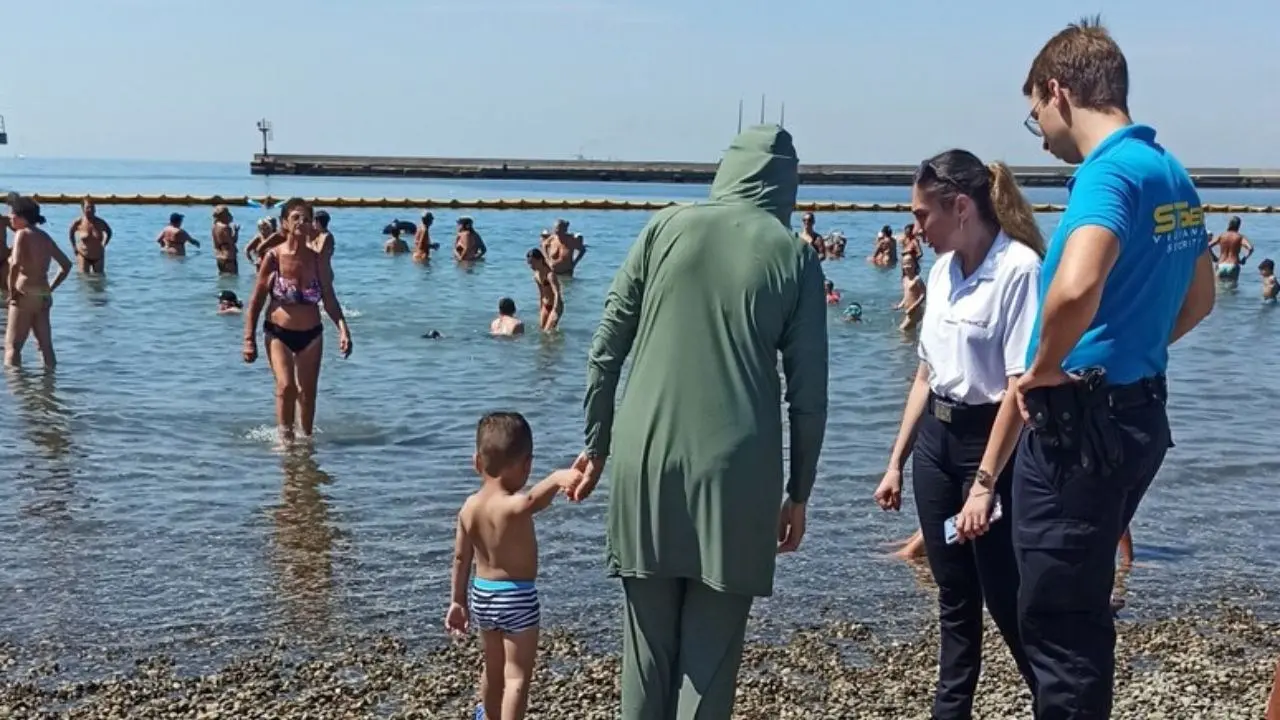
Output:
top-left (1013, 17), bottom-right (1216, 719)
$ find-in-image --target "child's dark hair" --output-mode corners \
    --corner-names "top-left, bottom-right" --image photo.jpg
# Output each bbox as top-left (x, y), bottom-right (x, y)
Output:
top-left (1260, 258), bottom-right (1275, 273)
top-left (527, 248), bottom-right (545, 262)
top-left (476, 412), bottom-right (533, 475)
top-left (314, 210), bottom-right (330, 229)
top-left (498, 297), bottom-right (517, 315)
top-left (823, 279), bottom-right (834, 291)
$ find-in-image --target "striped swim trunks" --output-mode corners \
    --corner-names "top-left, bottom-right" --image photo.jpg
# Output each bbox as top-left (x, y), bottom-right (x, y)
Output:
top-left (469, 578), bottom-right (540, 634)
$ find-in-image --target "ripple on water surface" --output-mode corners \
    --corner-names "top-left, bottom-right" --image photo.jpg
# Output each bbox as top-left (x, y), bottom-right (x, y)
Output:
top-left (1, 174), bottom-right (1279, 662)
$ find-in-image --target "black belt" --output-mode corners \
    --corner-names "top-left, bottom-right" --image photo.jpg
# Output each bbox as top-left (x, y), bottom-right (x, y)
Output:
top-left (928, 393), bottom-right (1000, 428)
top-left (1106, 375), bottom-right (1167, 412)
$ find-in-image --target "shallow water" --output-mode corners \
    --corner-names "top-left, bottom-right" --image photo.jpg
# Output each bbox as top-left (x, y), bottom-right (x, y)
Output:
top-left (1, 160), bottom-right (1278, 664)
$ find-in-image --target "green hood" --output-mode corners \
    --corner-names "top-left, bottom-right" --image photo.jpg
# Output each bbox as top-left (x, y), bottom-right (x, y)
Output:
top-left (709, 124), bottom-right (799, 225)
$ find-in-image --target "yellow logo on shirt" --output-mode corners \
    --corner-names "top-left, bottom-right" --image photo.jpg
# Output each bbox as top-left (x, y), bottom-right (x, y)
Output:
top-left (1153, 201), bottom-right (1204, 235)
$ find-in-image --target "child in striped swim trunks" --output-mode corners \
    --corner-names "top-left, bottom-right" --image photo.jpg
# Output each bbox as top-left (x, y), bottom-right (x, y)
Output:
top-left (445, 411), bottom-right (583, 720)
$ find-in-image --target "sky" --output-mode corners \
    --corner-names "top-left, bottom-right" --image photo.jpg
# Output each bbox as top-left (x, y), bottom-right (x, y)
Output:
top-left (3, 0), bottom-right (1278, 166)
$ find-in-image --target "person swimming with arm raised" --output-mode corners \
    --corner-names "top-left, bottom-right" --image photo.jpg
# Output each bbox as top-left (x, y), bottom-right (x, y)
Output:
top-left (68, 198), bottom-right (113, 274)
top-left (5, 196), bottom-right (73, 368)
top-left (156, 213), bottom-right (200, 256)
top-left (454, 217), bottom-right (487, 262)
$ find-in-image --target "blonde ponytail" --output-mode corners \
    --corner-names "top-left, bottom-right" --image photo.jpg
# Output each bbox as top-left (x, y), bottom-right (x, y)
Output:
top-left (987, 162), bottom-right (1045, 257)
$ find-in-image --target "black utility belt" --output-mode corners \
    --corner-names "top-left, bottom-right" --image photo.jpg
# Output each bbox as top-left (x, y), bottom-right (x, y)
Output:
top-left (1024, 369), bottom-right (1166, 477)
top-left (928, 393), bottom-right (1000, 427)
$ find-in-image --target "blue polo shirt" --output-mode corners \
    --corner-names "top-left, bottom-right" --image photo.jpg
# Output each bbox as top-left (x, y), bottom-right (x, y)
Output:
top-left (1025, 124), bottom-right (1206, 385)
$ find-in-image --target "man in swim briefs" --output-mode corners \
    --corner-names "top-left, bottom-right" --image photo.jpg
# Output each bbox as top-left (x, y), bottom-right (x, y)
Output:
top-left (454, 217), bottom-right (487, 261)
top-left (799, 212), bottom-right (826, 259)
top-left (542, 219), bottom-right (586, 275)
top-left (156, 213), bottom-right (200, 255)
top-left (68, 198), bottom-right (113, 274)
top-left (1209, 215), bottom-right (1253, 284)
top-left (211, 205), bottom-right (240, 274)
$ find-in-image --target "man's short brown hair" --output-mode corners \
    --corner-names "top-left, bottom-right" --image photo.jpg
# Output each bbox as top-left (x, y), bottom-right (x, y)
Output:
top-left (475, 411), bottom-right (533, 475)
top-left (1023, 16), bottom-right (1129, 115)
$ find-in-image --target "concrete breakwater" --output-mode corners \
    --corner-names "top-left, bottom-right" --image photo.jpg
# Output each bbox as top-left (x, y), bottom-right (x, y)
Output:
top-left (249, 153), bottom-right (1280, 189)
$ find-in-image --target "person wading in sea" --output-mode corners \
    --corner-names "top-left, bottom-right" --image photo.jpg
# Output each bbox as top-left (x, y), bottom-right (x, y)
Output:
top-left (68, 198), bottom-right (113, 274)
top-left (567, 125), bottom-right (828, 720)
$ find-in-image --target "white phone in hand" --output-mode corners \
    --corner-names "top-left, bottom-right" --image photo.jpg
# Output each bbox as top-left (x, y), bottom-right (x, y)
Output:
top-left (944, 496), bottom-right (1004, 545)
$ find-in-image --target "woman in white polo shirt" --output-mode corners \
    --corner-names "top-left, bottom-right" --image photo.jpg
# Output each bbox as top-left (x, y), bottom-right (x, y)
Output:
top-left (873, 149), bottom-right (1044, 719)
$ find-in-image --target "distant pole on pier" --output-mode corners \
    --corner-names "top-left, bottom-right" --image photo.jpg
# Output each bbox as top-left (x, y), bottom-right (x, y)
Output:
top-left (737, 99), bottom-right (743, 134)
top-left (780, 102), bottom-right (786, 128)
top-left (256, 118), bottom-right (274, 157)
top-left (759, 95), bottom-right (766, 124)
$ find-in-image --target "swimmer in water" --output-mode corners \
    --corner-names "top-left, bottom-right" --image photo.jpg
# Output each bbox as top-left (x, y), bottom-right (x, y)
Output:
top-left (5, 196), bottom-right (73, 368)
top-left (244, 217), bottom-right (277, 268)
top-left (491, 297), bottom-right (525, 336)
top-left (0, 214), bottom-right (9, 296)
top-left (900, 222), bottom-right (923, 262)
top-left (155, 213), bottom-right (200, 256)
top-left (68, 198), bottom-right (113, 274)
top-left (384, 222), bottom-right (410, 255)
top-left (842, 302), bottom-right (864, 323)
top-left (526, 248), bottom-right (563, 331)
top-left (454, 217), bottom-right (487, 262)
top-left (542, 219), bottom-right (587, 275)
top-left (413, 211), bottom-right (439, 263)
top-left (312, 210), bottom-right (335, 266)
top-left (871, 225), bottom-right (898, 268)
top-left (211, 205), bottom-right (240, 275)
top-left (824, 279), bottom-right (841, 305)
top-left (895, 253), bottom-right (925, 331)
top-left (1209, 215), bottom-right (1253, 284)
top-left (1260, 259), bottom-right (1278, 302)
top-left (217, 290), bottom-right (243, 315)
top-left (826, 231), bottom-right (847, 258)
top-left (799, 212), bottom-right (827, 259)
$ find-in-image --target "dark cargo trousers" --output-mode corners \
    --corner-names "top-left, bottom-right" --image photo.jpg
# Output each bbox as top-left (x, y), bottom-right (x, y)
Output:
top-left (1013, 379), bottom-right (1170, 719)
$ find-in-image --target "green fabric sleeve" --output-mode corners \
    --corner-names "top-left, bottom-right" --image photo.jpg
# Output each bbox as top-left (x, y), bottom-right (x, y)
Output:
top-left (779, 250), bottom-right (829, 503)
top-left (583, 224), bottom-right (649, 458)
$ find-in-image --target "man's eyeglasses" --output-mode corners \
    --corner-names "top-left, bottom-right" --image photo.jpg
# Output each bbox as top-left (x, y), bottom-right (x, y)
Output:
top-left (1024, 101), bottom-right (1044, 138)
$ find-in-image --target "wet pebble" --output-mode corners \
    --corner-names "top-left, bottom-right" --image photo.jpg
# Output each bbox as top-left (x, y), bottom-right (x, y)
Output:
top-left (1, 608), bottom-right (1275, 718)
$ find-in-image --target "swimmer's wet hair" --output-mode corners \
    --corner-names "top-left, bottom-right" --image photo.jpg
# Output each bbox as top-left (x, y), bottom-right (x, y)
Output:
top-left (475, 411), bottom-right (534, 476)
top-left (1260, 259), bottom-right (1275, 272)
top-left (1023, 15), bottom-right (1128, 114)
top-left (1227, 216), bottom-right (1242, 232)
top-left (7, 196), bottom-right (46, 225)
top-left (314, 210), bottom-right (330, 228)
top-left (527, 248), bottom-right (545, 262)
top-left (499, 297), bottom-right (517, 315)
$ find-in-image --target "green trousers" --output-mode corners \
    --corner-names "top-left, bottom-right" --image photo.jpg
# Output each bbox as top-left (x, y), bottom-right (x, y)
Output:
top-left (620, 577), bottom-right (755, 720)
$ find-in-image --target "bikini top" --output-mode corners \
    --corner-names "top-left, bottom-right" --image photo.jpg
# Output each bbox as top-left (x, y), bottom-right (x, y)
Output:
top-left (267, 251), bottom-right (323, 306)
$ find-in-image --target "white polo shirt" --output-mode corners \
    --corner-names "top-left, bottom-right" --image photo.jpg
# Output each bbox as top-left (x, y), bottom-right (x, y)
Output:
top-left (918, 232), bottom-right (1042, 405)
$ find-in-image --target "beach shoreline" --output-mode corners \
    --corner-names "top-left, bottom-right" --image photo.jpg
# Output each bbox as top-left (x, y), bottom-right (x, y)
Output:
top-left (4, 600), bottom-right (1274, 719)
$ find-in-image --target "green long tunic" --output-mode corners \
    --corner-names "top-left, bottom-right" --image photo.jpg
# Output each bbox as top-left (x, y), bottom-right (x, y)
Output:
top-left (583, 125), bottom-right (829, 598)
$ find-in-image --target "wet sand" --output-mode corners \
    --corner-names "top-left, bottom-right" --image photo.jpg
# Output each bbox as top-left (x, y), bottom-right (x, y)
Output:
top-left (3, 601), bottom-right (1274, 719)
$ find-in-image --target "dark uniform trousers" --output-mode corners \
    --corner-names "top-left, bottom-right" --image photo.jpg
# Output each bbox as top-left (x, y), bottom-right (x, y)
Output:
top-left (1013, 379), bottom-right (1170, 719)
top-left (913, 396), bottom-right (1038, 720)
